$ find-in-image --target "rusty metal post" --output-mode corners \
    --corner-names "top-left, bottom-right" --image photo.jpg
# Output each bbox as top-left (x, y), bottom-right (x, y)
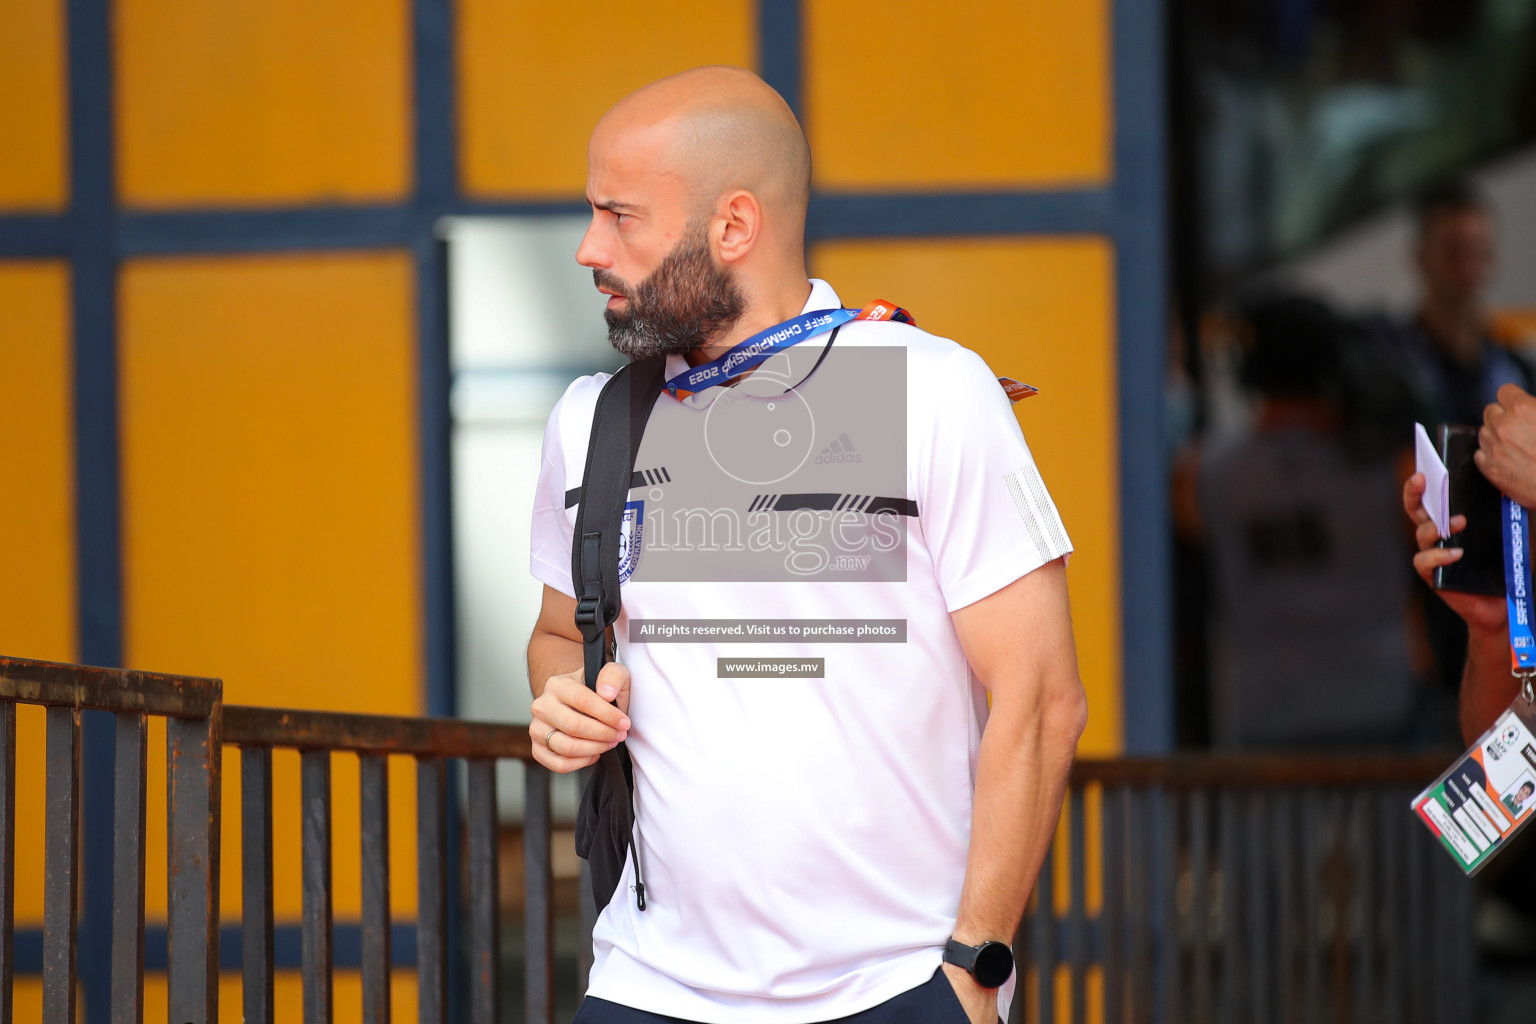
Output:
top-left (301, 749), bottom-right (334, 1024)
top-left (1103, 785), bottom-right (1126, 1024)
top-left (416, 757), bottom-right (448, 1024)
top-left (167, 708), bottom-right (221, 1024)
top-left (0, 699), bottom-right (13, 1024)
top-left (525, 762), bottom-right (554, 1024)
top-left (242, 745), bottom-right (275, 1024)
top-left (467, 759), bottom-right (500, 1024)
top-left (110, 712), bottom-right (148, 1024)
top-left (360, 753), bottom-right (391, 1024)
top-left (1068, 786), bottom-right (1086, 1024)
top-left (43, 705), bottom-right (80, 1024)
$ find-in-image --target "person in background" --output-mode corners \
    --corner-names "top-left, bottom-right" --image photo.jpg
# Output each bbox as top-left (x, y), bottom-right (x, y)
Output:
top-left (1406, 383), bottom-right (1536, 948)
top-left (1373, 179), bottom-right (1533, 698)
top-left (1199, 295), bottom-right (1424, 747)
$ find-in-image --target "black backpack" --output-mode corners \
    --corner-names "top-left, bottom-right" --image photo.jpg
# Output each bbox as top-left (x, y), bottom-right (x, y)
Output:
top-left (570, 354), bottom-right (667, 913)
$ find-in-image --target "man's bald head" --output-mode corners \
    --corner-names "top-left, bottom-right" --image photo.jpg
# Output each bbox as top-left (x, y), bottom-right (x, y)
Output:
top-left (578, 68), bottom-right (816, 360)
top-left (592, 66), bottom-right (811, 232)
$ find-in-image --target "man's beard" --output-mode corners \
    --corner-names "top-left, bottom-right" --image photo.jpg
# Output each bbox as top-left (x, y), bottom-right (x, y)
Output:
top-left (596, 227), bottom-right (746, 360)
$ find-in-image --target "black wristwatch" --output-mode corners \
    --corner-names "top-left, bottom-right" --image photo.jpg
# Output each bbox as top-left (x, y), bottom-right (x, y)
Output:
top-left (943, 937), bottom-right (1014, 989)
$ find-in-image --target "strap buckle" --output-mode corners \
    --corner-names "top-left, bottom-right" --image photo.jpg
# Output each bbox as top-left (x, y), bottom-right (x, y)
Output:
top-left (574, 596), bottom-right (600, 629)
top-left (1518, 667), bottom-right (1536, 707)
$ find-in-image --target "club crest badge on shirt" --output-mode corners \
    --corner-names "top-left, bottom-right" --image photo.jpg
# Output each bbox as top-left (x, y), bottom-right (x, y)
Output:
top-left (618, 500), bottom-right (645, 584)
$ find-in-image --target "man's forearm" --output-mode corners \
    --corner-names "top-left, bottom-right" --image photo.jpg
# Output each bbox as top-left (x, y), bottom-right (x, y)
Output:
top-left (527, 628), bottom-right (583, 698)
top-left (1462, 623), bottom-right (1521, 743)
top-left (952, 678), bottom-right (1086, 945)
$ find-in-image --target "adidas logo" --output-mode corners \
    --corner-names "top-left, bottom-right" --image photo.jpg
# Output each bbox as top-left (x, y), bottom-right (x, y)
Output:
top-left (815, 432), bottom-right (863, 464)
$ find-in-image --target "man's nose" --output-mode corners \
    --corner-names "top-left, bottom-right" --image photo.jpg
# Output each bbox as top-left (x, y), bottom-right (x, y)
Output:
top-left (575, 220), bottom-right (609, 270)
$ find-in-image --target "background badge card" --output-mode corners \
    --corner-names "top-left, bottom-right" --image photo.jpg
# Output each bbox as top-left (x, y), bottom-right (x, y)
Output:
top-left (1413, 703), bottom-right (1536, 874)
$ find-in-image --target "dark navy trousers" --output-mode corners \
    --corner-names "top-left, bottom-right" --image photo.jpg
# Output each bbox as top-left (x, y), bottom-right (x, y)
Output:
top-left (572, 967), bottom-right (996, 1024)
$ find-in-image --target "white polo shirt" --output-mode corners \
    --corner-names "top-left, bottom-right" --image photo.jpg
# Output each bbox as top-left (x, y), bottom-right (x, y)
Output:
top-left (530, 279), bottom-right (1071, 1023)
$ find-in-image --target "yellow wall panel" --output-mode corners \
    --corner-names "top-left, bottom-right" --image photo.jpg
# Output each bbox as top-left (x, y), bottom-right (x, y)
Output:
top-left (0, 261), bottom-right (74, 663)
top-left (0, 0), bottom-right (67, 208)
top-left (12, 706), bottom-right (48, 925)
top-left (140, 967), bottom-right (417, 1023)
top-left (806, 0), bottom-right (1110, 190)
top-left (121, 252), bottom-right (422, 915)
top-left (811, 237), bottom-right (1122, 754)
top-left (459, 0), bottom-right (754, 197)
top-left (116, 0), bottom-right (411, 206)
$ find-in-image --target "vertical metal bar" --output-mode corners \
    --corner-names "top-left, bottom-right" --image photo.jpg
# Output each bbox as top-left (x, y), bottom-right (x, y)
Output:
top-left (1104, 785), bottom-right (1126, 1024)
top-left (525, 762), bottom-right (554, 1024)
top-left (167, 709), bottom-right (222, 1024)
top-left (0, 700), bottom-right (14, 1024)
top-left (416, 757), bottom-right (448, 1024)
top-left (109, 712), bottom-right (147, 1024)
top-left (1128, 788), bottom-right (1151, 1024)
top-left (1159, 788), bottom-right (1181, 1024)
top-left (1217, 790), bottom-right (1241, 1024)
top-left (360, 754), bottom-right (392, 1024)
top-left (242, 746), bottom-right (275, 1024)
top-left (1033, 834), bottom-right (1056, 1024)
top-left (1349, 791), bottom-right (1371, 1024)
top-left (1275, 793), bottom-right (1298, 1024)
top-left (1189, 789), bottom-right (1210, 1024)
top-left (467, 759), bottom-right (500, 1024)
top-left (1069, 787), bottom-right (1087, 1024)
top-left (301, 749), bottom-right (334, 1024)
top-left (43, 705), bottom-right (80, 1024)
top-left (1379, 790), bottom-right (1402, 1024)
top-left (1300, 790), bottom-right (1321, 1024)
top-left (1247, 792), bottom-right (1268, 1024)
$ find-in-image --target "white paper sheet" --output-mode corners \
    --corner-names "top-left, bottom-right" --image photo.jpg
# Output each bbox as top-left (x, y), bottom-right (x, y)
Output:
top-left (1415, 422), bottom-right (1451, 539)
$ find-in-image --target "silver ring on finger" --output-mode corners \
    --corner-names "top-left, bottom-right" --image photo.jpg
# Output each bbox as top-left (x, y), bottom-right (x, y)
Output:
top-left (545, 727), bottom-right (560, 752)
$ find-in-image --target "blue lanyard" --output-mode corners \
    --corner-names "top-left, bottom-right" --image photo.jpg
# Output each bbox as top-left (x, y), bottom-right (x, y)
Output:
top-left (1503, 496), bottom-right (1536, 672)
top-left (664, 308), bottom-right (860, 399)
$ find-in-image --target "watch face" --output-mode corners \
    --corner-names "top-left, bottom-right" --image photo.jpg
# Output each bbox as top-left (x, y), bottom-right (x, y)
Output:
top-left (973, 941), bottom-right (1015, 988)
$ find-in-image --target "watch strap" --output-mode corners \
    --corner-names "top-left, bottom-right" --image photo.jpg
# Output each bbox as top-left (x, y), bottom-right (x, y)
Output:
top-left (942, 937), bottom-right (979, 972)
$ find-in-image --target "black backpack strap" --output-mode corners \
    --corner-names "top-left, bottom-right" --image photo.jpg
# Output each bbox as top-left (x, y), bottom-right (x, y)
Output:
top-left (570, 355), bottom-right (668, 687)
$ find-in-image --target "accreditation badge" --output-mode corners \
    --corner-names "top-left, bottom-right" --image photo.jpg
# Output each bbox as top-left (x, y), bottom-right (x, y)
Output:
top-left (1413, 696), bottom-right (1536, 874)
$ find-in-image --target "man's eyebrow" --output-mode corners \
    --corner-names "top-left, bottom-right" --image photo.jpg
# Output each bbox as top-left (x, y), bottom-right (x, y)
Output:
top-left (589, 198), bottom-right (641, 214)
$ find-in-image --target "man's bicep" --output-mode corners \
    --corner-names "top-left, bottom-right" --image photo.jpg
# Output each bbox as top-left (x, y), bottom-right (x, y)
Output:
top-left (533, 585), bottom-right (582, 645)
top-left (949, 559), bottom-right (1079, 701)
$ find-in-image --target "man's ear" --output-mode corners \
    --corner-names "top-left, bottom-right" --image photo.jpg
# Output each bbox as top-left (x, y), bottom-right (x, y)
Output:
top-left (715, 190), bottom-right (762, 265)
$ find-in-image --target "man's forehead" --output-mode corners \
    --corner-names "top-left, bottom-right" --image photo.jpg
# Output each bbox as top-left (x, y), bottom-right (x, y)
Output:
top-left (587, 125), bottom-right (691, 203)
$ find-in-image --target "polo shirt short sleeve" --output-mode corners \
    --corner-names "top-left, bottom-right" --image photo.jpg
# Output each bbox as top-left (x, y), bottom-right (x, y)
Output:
top-left (915, 345), bottom-right (1072, 611)
top-left (527, 280), bottom-right (1071, 1024)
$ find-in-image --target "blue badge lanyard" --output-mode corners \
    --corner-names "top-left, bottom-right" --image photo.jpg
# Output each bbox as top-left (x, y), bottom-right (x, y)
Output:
top-left (664, 308), bottom-right (861, 400)
top-left (1502, 496), bottom-right (1536, 695)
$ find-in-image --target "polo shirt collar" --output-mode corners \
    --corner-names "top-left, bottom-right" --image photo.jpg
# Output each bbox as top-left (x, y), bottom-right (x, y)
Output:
top-left (662, 279), bottom-right (843, 410)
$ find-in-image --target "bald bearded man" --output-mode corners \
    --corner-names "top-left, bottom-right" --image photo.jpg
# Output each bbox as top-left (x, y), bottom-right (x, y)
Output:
top-left (526, 67), bottom-right (1086, 1024)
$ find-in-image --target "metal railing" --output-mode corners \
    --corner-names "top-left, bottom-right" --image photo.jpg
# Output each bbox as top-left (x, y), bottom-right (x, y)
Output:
top-left (0, 655), bottom-right (1474, 1024)
top-left (1013, 755), bottom-right (1470, 1024)
top-left (221, 705), bottom-right (554, 1024)
top-left (0, 654), bottom-right (561, 1024)
top-left (0, 654), bottom-right (222, 1024)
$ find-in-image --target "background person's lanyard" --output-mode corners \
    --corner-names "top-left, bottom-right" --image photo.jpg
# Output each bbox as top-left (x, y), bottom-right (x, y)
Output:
top-left (1503, 495), bottom-right (1536, 702)
top-left (664, 299), bottom-right (914, 401)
